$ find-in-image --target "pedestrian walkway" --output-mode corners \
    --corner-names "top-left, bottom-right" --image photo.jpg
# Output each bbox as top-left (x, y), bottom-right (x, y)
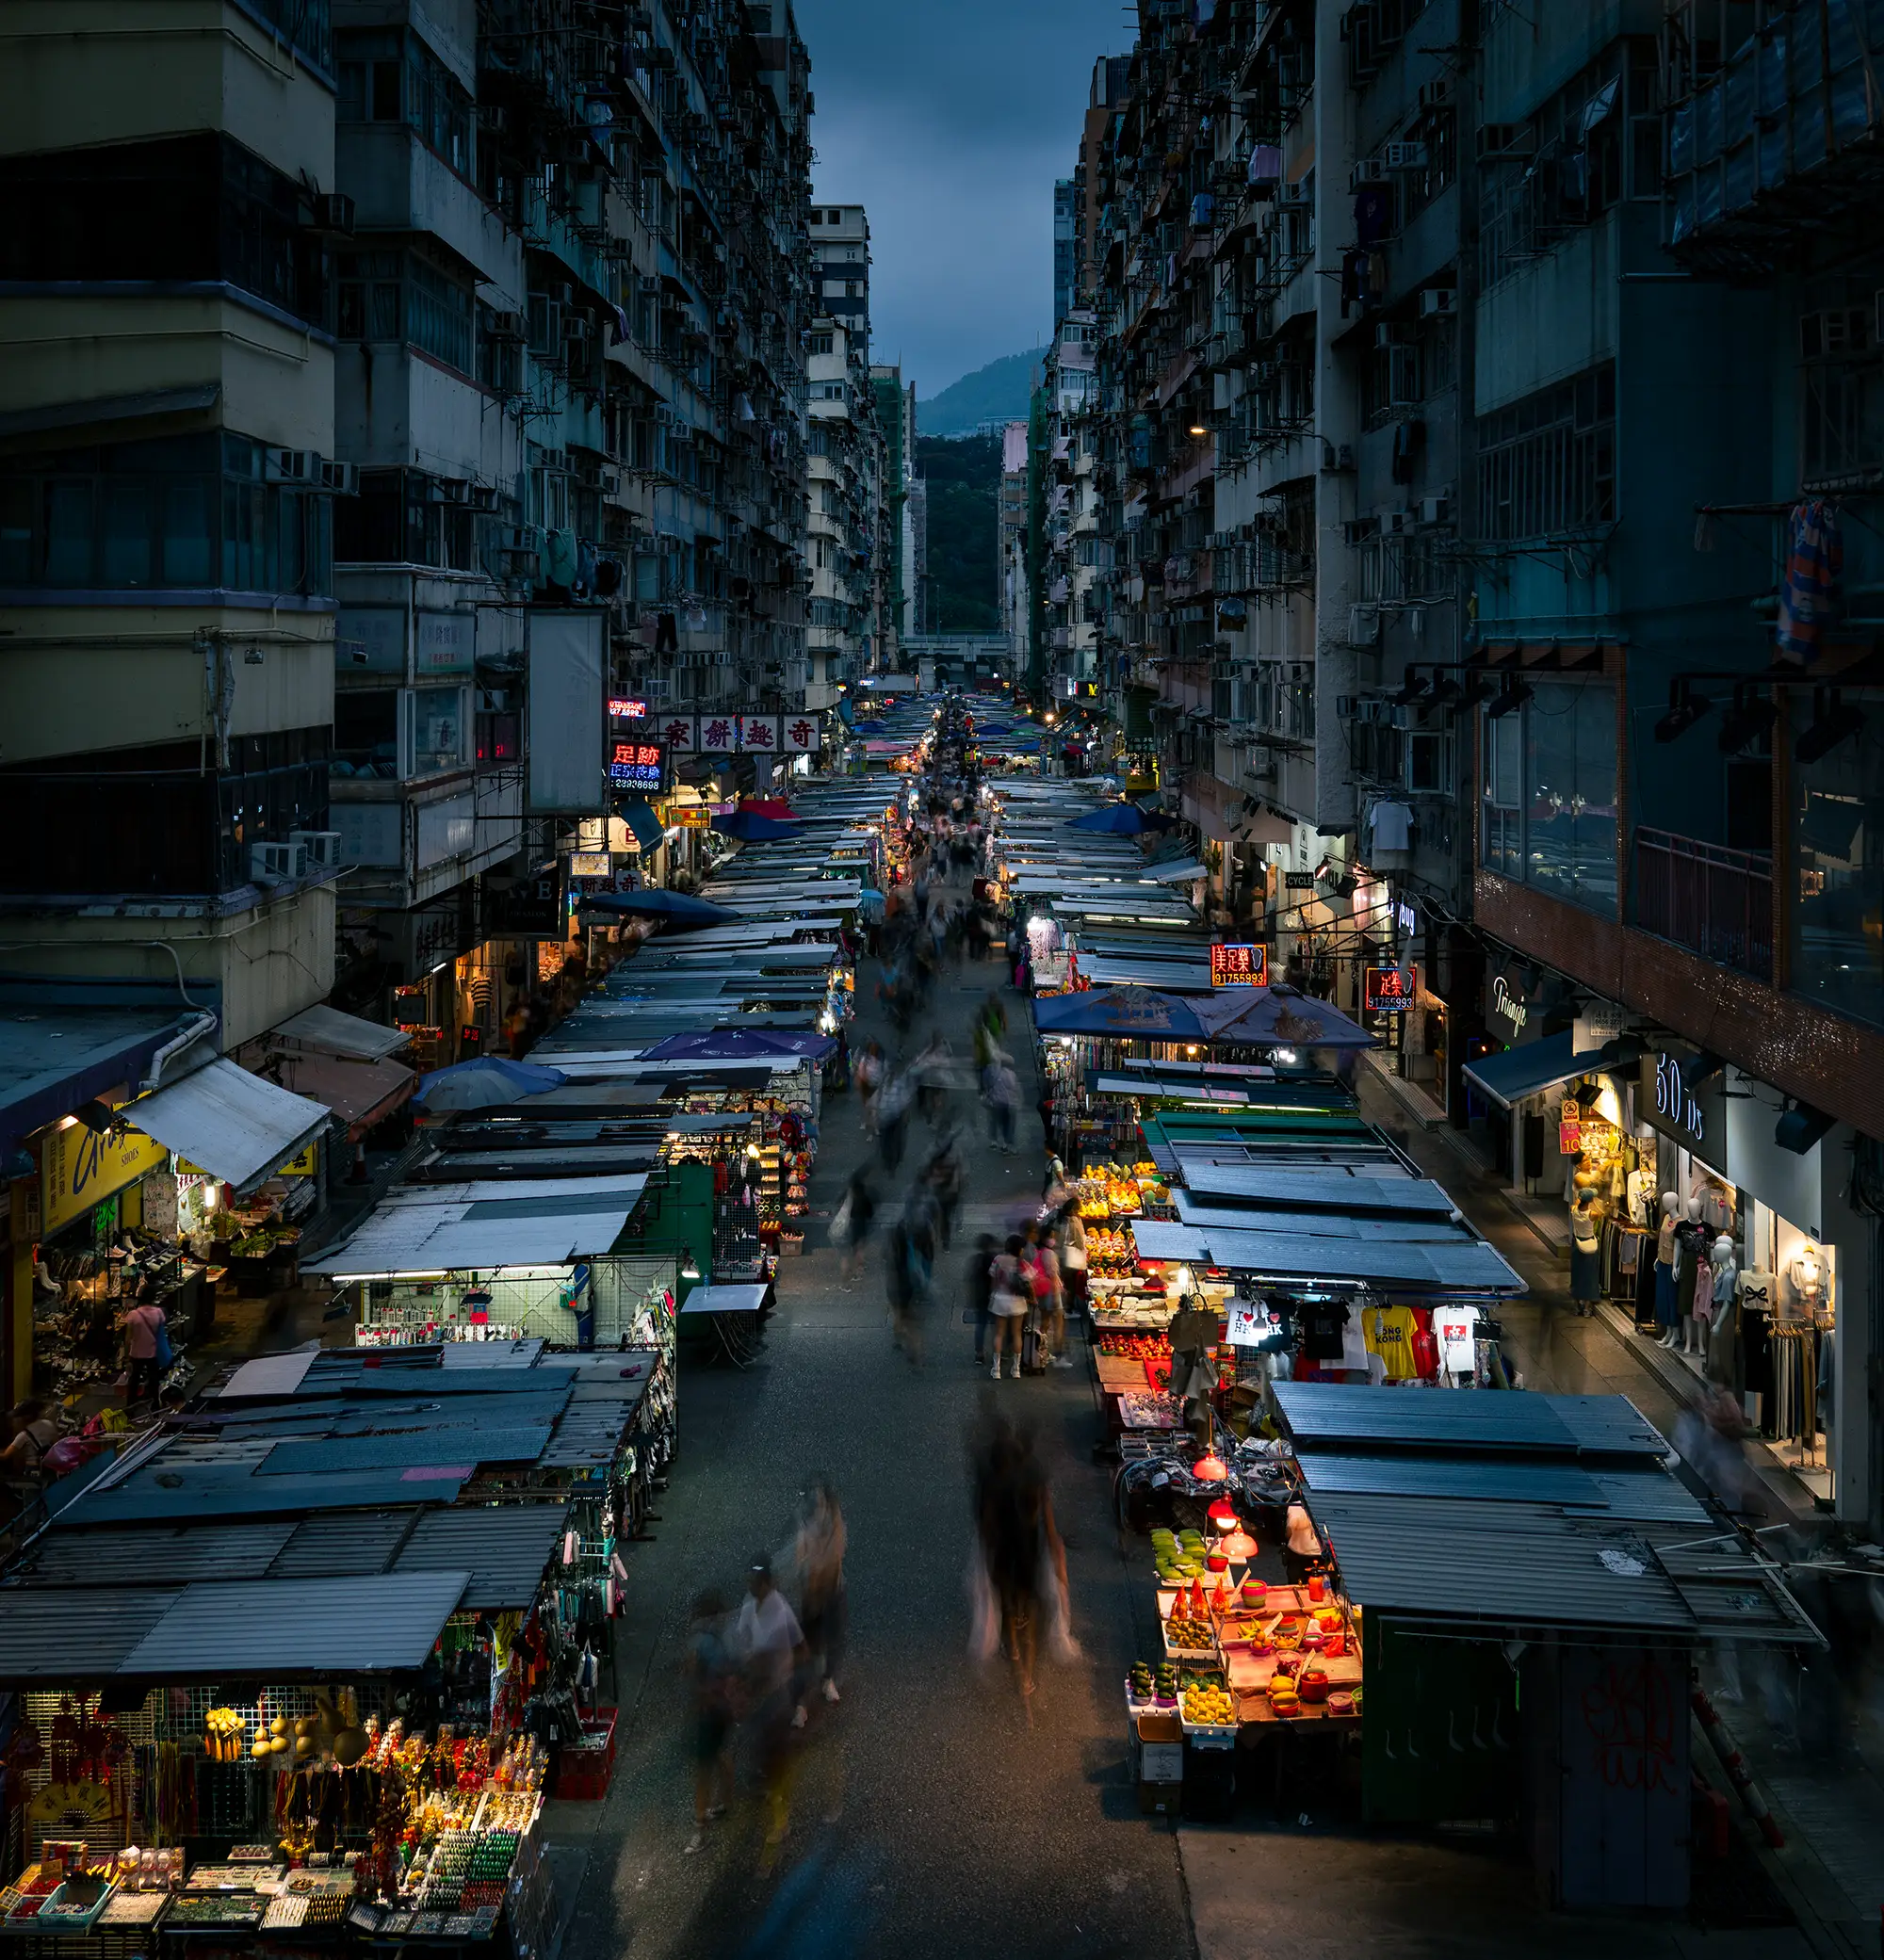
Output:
top-left (560, 956), bottom-right (1193, 1960)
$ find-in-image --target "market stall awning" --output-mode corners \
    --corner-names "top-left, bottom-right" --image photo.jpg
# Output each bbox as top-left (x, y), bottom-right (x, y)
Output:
top-left (1192, 988), bottom-right (1375, 1050)
top-left (1130, 1216), bottom-right (1525, 1294)
top-left (119, 1570), bottom-right (471, 1676)
top-left (303, 1172), bottom-right (650, 1276)
top-left (0, 1003), bottom-right (217, 1158)
top-left (1034, 987), bottom-right (1210, 1040)
top-left (1177, 1162), bottom-right (1455, 1217)
top-left (1461, 1029), bottom-right (1604, 1110)
top-left (264, 1051), bottom-right (416, 1140)
top-left (392, 1504), bottom-right (570, 1608)
top-left (1295, 1452), bottom-right (1708, 1524)
top-left (270, 1005), bottom-right (411, 1061)
top-left (1271, 1382), bottom-right (1667, 1457)
top-left (1140, 859), bottom-right (1209, 883)
top-left (121, 1058), bottom-right (330, 1190)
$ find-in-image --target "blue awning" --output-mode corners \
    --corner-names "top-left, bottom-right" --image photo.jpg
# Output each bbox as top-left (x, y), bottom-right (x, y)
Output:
top-left (1461, 1029), bottom-right (1605, 1110)
top-left (617, 799), bottom-right (666, 852)
top-left (0, 1004), bottom-right (215, 1158)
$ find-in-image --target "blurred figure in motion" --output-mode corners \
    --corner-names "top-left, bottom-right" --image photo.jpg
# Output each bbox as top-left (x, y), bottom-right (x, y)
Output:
top-left (966, 1229), bottom-right (998, 1368)
top-left (1674, 1385), bottom-right (1765, 1521)
top-left (684, 1589), bottom-right (736, 1855)
top-left (926, 1132), bottom-right (964, 1249)
top-left (836, 1166), bottom-right (876, 1286)
top-left (737, 1838), bottom-right (879, 1960)
top-left (968, 1414), bottom-right (1073, 1722)
top-left (794, 1483), bottom-right (848, 1708)
top-left (853, 1039), bottom-right (885, 1138)
top-left (884, 1209), bottom-right (933, 1367)
top-left (736, 1555), bottom-right (806, 1869)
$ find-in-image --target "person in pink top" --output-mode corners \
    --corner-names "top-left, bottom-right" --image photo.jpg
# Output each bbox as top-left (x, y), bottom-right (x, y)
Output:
top-left (120, 1288), bottom-right (168, 1410)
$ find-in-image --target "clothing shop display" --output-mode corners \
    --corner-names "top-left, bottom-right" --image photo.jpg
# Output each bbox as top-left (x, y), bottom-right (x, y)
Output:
top-left (1788, 1242), bottom-right (1827, 1314)
top-left (1769, 1320), bottom-right (1820, 1453)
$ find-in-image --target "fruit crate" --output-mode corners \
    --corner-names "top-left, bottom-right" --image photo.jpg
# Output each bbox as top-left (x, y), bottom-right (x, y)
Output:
top-left (552, 1707), bottom-right (619, 1801)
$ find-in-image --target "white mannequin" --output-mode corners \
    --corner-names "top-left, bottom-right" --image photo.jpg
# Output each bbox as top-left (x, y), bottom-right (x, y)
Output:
top-left (1697, 1233), bottom-right (1736, 1361)
top-left (1789, 1240), bottom-right (1827, 1316)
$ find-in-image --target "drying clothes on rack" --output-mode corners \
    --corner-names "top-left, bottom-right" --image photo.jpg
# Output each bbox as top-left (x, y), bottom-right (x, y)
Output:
top-left (1367, 799), bottom-right (1414, 853)
top-left (1769, 1320), bottom-right (1820, 1450)
top-left (1775, 497), bottom-right (1843, 663)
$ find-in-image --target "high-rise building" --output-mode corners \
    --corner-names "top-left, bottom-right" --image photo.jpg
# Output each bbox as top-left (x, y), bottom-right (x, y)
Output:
top-left (871, 366), bottom-right (917, 651)
top-left (1053, 177), bottom-right (1078, 329)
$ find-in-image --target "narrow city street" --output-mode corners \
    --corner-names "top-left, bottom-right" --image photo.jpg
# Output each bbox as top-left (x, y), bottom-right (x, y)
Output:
top-left (560, 952), bottom-right (1195, 1960)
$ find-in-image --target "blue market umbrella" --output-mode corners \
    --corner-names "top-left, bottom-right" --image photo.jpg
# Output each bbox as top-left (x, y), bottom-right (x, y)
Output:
top-left (712, 811), bottom-right (805, 842)
top-left (1193, 987), bottom-right (1375, 1050)
top-left (414, 1057), bottom-right (568, 1110)
top-left (577, 889), bottom-right (743, 930)
top-left (1032, 986), bottom-right (1210, 1041)
top-left (1067, 802), bottom-right (1174, 835)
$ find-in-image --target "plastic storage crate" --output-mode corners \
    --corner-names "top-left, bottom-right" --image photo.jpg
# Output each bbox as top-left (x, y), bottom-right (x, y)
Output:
top-left (552, 1708), bottom-right (618, 1801)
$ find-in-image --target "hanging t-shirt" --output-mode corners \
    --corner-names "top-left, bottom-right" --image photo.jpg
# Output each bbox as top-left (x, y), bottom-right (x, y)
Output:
top-left (1369, 800), bottom-right (1414, 852)
top-left (1300, 1303), bottom-right (1350, 1361)
top-left (1363, 1304), bottom-right (1420, 1380)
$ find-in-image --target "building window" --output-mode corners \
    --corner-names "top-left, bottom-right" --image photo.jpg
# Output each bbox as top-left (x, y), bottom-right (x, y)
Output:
top-left (0, 133), bottom-right (329, 329)
top-left (0, 433), bottom-right (333, 598)
top-left (1480, 678), bottom-right (1617, 915)
top-left (333, 690), bottom-right (399, 776)
top-left (337, 28), bottom-right (473, 183)
top-left (411, 685), bottom-right (466, 774)
top-left (1476, 363), bottom-right (1615, 542)
top-left (335, 469), bottom-right (482, 570)
top-left (1791, 689), bottom-right (1884, 1030)
top-left (336, 250), bottom-right (474, 376)
top-left (808, 332), bottom-right (833, 355)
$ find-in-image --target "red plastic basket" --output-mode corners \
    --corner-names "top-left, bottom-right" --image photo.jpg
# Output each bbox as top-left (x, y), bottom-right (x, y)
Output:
top-left (553, 1708), bottom-right (619, 1800)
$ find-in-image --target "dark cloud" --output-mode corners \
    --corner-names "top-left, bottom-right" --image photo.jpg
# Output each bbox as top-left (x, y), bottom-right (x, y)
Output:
top-left (792, 0), bottom-right (1133, 400)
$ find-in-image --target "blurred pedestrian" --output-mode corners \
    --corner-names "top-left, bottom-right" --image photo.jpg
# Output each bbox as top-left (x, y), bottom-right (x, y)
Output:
top-left (986, 1236), bottom-right (1031, 1381)
top-left (878, 1066), bottom-right (913, 1174)
top-left (983, 1056), bottom-right (1019, 1154)
top-left (794, 1484), bottom-right (848, 1707)
top-left (966, 1231), bottom-right (998, 1368)
top-left (684, 1589), bottom-right (736, 1855)
top-left (854, 1039), bottom-right (885, 1138)
top-left (836, 1167), bottom-right (877, 1285)
top-left (1057, 1207), bottom-right (1088, 1325)
top-left (973, 1418), bottom-right (1071, 1718)
top-left (736, 1556), bottom-right (806, 1867)
top-left (1024, 1221), bottom-right (1067, 1369)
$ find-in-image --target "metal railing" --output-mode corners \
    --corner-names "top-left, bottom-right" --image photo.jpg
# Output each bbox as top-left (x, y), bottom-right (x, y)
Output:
top-left (1633, 827), bottom-right (1773, 981)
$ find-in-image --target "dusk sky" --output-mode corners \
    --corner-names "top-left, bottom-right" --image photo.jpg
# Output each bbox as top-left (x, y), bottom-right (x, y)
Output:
top-left (794, 0), bottom-right (1135, 402)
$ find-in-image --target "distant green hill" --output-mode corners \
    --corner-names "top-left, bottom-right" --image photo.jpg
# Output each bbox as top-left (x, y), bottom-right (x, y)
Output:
top-left (920, 348), bottom-right (1048, 437)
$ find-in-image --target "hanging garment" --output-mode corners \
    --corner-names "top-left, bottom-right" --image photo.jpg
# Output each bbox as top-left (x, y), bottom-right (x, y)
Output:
top-left (1390, 418), bottom-right (1425, 485)
top-left (1369, 799), bottom-right (1414, 852)
top-left (1775, 498), bottom-right (1842, 663)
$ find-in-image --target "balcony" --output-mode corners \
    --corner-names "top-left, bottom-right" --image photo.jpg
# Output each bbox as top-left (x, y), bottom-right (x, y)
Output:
top-left (1633, 827), bottom-right (1773, 982)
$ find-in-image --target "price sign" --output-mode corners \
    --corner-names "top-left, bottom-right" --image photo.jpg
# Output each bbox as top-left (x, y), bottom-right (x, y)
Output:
top-left (607, 741), bottom-right (668, 792)
top-left (1210, 943), bottom-right (1267, 988)
top-left (1363, 965), bottom-right (1415, 1012)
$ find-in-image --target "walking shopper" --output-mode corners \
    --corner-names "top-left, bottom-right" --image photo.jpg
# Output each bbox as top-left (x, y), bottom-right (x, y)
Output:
top-left (683, 1590), bottom-right (736, 1855)
top-left (1057, 1207), bottom-right (1088, 1324)
top-left (986, 1236), bottom-right (1032, 1380)
top-left (972, 1417), bottom-right (1071, 1719)
top-left (966, 1231), bottom-right (997, 1367)
top-left (736, 1556), bottom-right (806, 1867)
top-left (120, 1289), bottom-right (169, 1411)
top-left (794, 1484), bottom-right (848, 1707)
top-left (836, 1166), bottom-right (877, 1284)
top-left (1025, 1222), bottom-right (1067, 1369)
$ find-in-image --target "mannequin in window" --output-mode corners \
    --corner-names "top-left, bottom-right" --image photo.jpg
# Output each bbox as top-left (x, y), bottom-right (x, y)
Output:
top-left (1676, 1196), bottom-right (1709, 1355)
top-left (1705, 1235), bottom-right (1739, 1385)
top-left (1653, 1191), bottom-right (1681, 1348)
top-left (1788, 1240), bottom-right (1827, 1318)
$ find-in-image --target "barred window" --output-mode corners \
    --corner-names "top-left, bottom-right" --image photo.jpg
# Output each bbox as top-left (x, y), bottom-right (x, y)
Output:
top-left (1476, 362), bottom-right (1615, 541)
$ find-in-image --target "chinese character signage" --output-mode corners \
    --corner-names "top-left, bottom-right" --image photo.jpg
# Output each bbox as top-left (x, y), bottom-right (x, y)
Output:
top-left (608, 697), bottom-right (648, 721)
top-left (1210, 943), bottom-right (1267, 987)
top-left (782, 716), bottom-right (820, 753)
top-left (696, 716), bottom-right (738, 754)
top-left (739, 714), bottom-right (779, 752)
top-left (1363, 965), bottom-right (1415, 1013)
top-left (642, 714), bottom-right (809, 754)
top-left (607, 741), bottom-right (668, 792)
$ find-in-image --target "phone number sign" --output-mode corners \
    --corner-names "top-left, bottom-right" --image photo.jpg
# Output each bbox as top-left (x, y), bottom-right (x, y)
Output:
top-left (608, 741), bottom-right (668, 792)
top-left (1210, 943), bottom-right (1268, 987)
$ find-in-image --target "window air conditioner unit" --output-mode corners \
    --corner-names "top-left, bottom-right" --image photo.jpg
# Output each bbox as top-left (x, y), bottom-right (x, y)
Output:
top-left (251, 841), bottom-right (304, 883)
top-left (1419, 286), bottom-right (1457, 317)
top-left (1379, 508), bottom-right (1411, 535)
top-left (1419, 78), bottom-right (1451, 110)
top-left (306, 193), bottom-right (354, 235)
top-left (1349, 159), bottom-right (1386, 193)
top-left (1278, 179), bottom-right (1310, 206)
top-left (1374, 322), bottom-right (1408, 348)
top-left (319, 461), bottom-right (359, 496)
top-left (1381, 140), bottom-right (1429, 170)
top-left (290, 830), bottom-right (341, 869)
top-left (1418, 493), bottom-right (1452, 526)
top-left (500, 524), bottom-right (544, 559)
top-left (490, 310), bottom-right (526, 341)
top-left (470, 483), bottom-right (503, 511)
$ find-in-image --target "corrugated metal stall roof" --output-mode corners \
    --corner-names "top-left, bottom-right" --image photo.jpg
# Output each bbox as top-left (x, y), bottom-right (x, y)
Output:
top-left (1177, 1163), bottom-right (1444, 1213)
top-left (118, 1570), bottom-right (470, 1676)
top-left (1132, 1218), bottom-right (1526, 1294)
top-left (257, 1427), bottom-right (551, 1476)
top-left (0, 1590), bottom-right (181, 1678)
top-left (268, 1509), bottom-right (421, 1579)
top-left (1296, 1453), bottom-right (1708, 1523)
top-left (60, 1467), bottom-right (467, 1527)
top-left (394, 1504), bottom-right (569, 1608)
top-left (1273, 1383), bottom-right (1666, 1459)
top-left (5, 1522), bottom-right (295, 1588)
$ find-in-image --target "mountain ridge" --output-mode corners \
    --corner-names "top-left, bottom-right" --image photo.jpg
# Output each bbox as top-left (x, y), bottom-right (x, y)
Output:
top-left (919, 347), bottom-right (1047, 438)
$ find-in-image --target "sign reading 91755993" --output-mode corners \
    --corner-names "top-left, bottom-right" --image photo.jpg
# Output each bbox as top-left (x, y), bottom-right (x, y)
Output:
top-left (1210, 943), bottom-right (1267, 988)
top-left (607, 741), bottom-right (667, 793)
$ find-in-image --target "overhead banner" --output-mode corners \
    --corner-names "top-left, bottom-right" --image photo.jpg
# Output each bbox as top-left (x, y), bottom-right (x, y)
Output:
top-left (42, 1115), bottom-right (170, 1234)
top-left (528, 610), bottom-right (608, 814)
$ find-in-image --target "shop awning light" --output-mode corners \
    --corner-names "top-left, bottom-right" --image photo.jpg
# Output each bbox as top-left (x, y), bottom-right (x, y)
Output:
top-left (1653, 681), bottom-right (1711, 742)
top-left (1795, 687), bottom-right (1865, 765)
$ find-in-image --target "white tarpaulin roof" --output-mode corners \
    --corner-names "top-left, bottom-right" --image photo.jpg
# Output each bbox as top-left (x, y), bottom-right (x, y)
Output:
top-left (304, 1173), bottom-right (649, 1277)
top-left (122, 1059), bottom-right (331, 1190)
top-left (271, 1005), bottom-right (411, 1061)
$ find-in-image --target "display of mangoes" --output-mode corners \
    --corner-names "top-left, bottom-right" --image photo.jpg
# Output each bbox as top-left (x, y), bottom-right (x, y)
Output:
top-left (1182, 1685), bottom-right (1234, 1725)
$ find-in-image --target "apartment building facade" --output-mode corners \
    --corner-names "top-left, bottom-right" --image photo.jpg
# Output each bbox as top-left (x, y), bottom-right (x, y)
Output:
top-left (1079, 0), bottom-right (1882, 1526)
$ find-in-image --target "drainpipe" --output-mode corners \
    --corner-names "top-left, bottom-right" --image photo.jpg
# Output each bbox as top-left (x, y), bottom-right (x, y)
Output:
top-left (140, 1012), bottom-right (219, 1093)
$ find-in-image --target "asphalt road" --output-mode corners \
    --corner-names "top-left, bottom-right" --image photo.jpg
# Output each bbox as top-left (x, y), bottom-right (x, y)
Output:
top-left (562, 947), bottom-right (1196, 1960)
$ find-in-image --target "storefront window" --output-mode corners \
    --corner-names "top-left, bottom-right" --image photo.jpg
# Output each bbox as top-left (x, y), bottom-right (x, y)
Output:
top-left (1479, 679), bottom-right (1617, 915)
top-left (1791, 691), bottom-right (1883, 1030)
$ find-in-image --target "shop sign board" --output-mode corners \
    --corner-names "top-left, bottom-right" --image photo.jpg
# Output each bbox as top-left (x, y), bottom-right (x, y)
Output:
top-left (484, 867), bottom-right (563, 939)
top-left (1283, 871), bottom-right (1317, 891)
top-left (674, 808), bottom-right (711, 829)
top-left (608, 698), bottom-right (648, 721)
top-left (1484, 965), bottom-right (1543, 1045)
top-left (1574, 1000), bottom-right (1632, 1052)
top-left (1210, 944), bottom-right (1267, 987)
top-left (1638, 1047), bottom-right (1725, 1158)
top-left (1393, 898), bottom-right (1418, 934)
top-left (42, 1116), bottom-right (170, 1235)
top-left (569, 851), bottom-right (611, 878)
top-left (415, 610), bottom-right (474, 674)
top-left (1363, 965), bottom-right (1415, 1013)
top-left (607, 741), bottom-right (668, 793)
